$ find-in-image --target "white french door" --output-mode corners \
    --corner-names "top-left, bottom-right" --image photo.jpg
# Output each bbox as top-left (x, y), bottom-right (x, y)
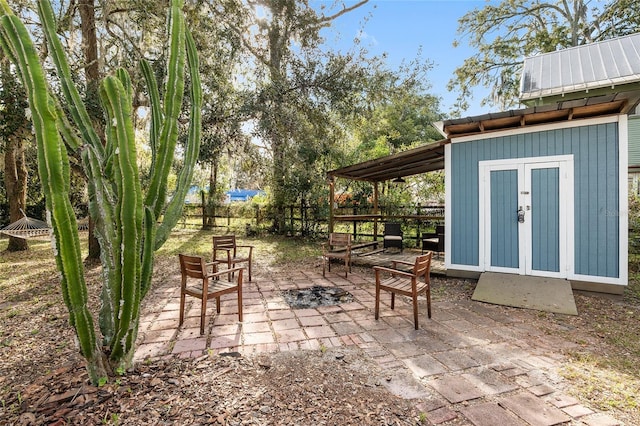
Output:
top-left (479, 156), bottom-right (573, 278)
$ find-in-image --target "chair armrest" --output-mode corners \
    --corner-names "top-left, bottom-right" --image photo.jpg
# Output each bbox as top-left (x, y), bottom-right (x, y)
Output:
top-left (208, 266), bottom-right (245, 278)
top-left (237, 245), bottom-right (253, 258)
top-left (391, 260), bottom-right (414, 268)
top-left (373, 265), bottom-right (414, 278)
top-left (213, 248), bottom-right (232, 255)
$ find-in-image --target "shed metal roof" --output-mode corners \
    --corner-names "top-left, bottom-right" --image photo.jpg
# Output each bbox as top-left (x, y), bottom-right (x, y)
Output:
top-left (520, 33), bottom-right (640, 103)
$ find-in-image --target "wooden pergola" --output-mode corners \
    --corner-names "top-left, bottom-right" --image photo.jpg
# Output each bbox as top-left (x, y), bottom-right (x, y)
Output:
top-left (326, 140), bottom-right (447, 238)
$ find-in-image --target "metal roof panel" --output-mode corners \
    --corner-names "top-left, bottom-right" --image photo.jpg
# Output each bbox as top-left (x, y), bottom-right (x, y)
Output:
top-left (520, 33), bottom-right (640, 101)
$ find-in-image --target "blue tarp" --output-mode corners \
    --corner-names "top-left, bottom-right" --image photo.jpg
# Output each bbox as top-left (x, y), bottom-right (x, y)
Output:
top-left (226, 189), bottom-right (265, 202)
top-left (185, 187), bottom-right (264, 203)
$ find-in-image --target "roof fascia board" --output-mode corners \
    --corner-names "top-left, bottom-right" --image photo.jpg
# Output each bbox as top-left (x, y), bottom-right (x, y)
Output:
top-left (449, 114), bottom-right (620, 144)
top-left (521, 82), bottom-right (640, 106)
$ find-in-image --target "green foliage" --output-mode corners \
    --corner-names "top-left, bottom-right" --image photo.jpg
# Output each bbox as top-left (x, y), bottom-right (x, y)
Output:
top-left (0, 0), bottom-right (201, 384)
top-left (629, 192), bottom-right (640, 257)
top-left (234, 0), bottom-right (378, 232)
top-left (353, 55), bottom-right (443, 158)
top-left (448, 0), bottom-right (640, 112)
top-left (629, 192), bottom-right (640, 233)
top-left (0, 59), bottom-right (29, 140)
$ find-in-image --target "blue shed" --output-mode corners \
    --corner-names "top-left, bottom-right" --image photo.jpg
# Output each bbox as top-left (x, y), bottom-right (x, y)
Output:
top-left (437, 97), bottom-right (637, 295)
top-left (326, 34), bottom-right (640, 295)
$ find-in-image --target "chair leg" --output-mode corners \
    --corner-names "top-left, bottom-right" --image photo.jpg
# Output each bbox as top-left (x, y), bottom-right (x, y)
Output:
top-left (391, 293), bottom-right (395, 310)
top-left (228, 261), bottom-right (234, 281)
top-left (322, 256), bottom-right (326, 277)
top-left (200, 297), bottom-right (207, 335)
top-left (375, 282), bottom-right (380, 320)
top-left (412, 293), bottom-right (419, 330)
top-left (216, 296), bottom-right (221, 313)
top-left (179, 292), bottom-right (186, 326)
top-left (426, 286), bottom-right (432, 319)
top-left (237, 271), bottom-right (243, 322)
top-left (248, 261), bottom-right (252, 282)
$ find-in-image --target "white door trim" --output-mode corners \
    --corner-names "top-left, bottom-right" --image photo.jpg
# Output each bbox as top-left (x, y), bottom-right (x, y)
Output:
top-left (479, 155), bottom-right (574, 277)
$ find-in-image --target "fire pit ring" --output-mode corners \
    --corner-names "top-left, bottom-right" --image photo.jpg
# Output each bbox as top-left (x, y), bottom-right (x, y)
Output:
top-left (282, 286), bottom-right (354, 309)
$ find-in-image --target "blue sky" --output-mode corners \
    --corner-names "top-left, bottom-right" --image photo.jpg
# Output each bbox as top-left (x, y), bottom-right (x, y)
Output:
top-left (313, 0), bottom-right (495, 118)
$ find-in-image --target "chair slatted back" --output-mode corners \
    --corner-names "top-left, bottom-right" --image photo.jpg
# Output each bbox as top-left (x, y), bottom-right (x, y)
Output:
top-left (329, 232), bottom-right (351, 250)
top-left (213, 235), bottom-right (237, 254)
top-left (412, 253), bottom-right (432, 281)
top-left (179, 254), bottom-right (206, 280)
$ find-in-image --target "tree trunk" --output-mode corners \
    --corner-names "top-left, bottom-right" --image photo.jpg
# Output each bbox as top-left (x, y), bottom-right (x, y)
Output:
top-left (272, 133), bottom-right (287, 233)
top-left (205, 158), bottom-right (219, 229)
top-left (78, 0), bottom-right (102, 260)
top-left (4, 131), bottom-right (29, 252)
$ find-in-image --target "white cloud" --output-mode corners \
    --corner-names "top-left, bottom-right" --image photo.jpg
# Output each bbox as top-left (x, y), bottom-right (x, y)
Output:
top-left (356, 30), bottom-right (379, 46)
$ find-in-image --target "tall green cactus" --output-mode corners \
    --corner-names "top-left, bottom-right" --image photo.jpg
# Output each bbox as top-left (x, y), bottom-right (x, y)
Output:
top-left (0, 0), bottom-right (201, 383)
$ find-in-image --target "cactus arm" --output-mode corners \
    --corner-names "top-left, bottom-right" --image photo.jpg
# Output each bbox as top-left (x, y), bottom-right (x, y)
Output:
top-left (0, 9), bottom-right (106, 382)
top-left (116, 68), bottom-right (133, 106)
top-left (144, 0), bottom-right (185, 218)
top-left (140, 207), bottom-right (156, 299)
top-left (140, 59), bottom-right (161, 168)
top-left (155, 27), bottom-right (202, 249)
top-left (53, 97), bottom-right (83, 151)
top-left (0, 1), bottom-right (9, 17)
top-left (36, 0), bottom-right (103, 156)
top-left (0, 25), bottom-right (17, 67)
top-left (82, 145), bottom-right (118, 344)
top-left (99, 74), bottom-right (143, 361)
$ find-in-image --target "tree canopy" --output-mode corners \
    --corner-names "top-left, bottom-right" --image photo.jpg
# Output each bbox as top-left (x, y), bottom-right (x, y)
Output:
top-left (1, 0), bottom-right (446, 236)
top-left (448, 0), bottom-right (640, 112)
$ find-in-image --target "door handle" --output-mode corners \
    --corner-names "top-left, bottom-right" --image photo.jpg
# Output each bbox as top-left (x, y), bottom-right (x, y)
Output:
top-left (517, 206), bottom-right (525, 223)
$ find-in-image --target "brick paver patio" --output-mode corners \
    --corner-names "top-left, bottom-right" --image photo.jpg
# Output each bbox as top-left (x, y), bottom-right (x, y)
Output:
top-left (134, 265), bottom-right (621, 426)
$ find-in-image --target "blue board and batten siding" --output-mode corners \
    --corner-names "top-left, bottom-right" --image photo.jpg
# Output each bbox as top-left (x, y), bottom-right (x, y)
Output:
top-left (448, 121), bottom-right (620, 280)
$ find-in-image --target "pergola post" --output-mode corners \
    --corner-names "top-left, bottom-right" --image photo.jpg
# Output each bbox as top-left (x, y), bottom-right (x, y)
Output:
top-left (373, 181), bottom-right (379, 240)
top-left (328, 176), bottom-right (335, 233)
